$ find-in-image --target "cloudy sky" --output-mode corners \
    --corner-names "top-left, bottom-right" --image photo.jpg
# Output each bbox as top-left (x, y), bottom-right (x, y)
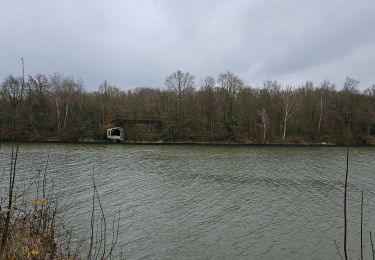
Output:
top-left (1, 0), bottom-right (375, 90)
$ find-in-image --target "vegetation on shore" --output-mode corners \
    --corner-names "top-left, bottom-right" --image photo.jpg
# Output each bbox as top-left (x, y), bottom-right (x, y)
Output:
top-left (1, 70), bottom-right (375, 144)
top-left (0, 143), bottom-right (79, 258)
top-left (0, 145), bottom-right (121, 259)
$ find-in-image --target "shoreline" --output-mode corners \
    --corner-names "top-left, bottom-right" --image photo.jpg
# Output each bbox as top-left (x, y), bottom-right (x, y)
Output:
top-left (1, 140), bottom-right (374, 147)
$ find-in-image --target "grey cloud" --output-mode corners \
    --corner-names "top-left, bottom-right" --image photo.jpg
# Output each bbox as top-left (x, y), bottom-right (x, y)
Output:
top-left (1, 0), bottom-right (374, 90)
top-left (258, 1), bottom-right (375, 76)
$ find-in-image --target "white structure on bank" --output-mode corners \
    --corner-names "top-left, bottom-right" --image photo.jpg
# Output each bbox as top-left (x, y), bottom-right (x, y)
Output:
top-left (107, 127), bottom-right (124, 142)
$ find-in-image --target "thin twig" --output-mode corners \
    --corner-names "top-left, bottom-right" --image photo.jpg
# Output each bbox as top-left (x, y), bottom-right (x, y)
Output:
top-left (43, 145), bottom-right (51, 198)
top-left (94, 220), bottom-right (102, 260)
top-left (120, 245), bottom-right (124, 260)
top-left (88, 169), bottom-right (96, 259)
top-left (94, 177), bottom-right (107, 259)
top-left (14, 169), bottom-right (41, 202)
top-left (0, 57), bottom-right (25, 252)
top-left (106, 209), bottom-right (121, 260)
top-left (343, 137), bottom-right (350, 260)
top-left (334, 240), bottom-right (344, 260)
top-left (360, 190), bottom-right (363, 260)
top-left (370, 232), bottom-right (375, 260)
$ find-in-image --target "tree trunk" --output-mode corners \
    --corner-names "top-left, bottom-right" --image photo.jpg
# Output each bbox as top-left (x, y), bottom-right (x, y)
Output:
top-left (263, 121), bottom-right (266, 143)
top-left (282, 104), bottom-right (290, 143)
top-left (63, 98), bottom-right (70, 130)
top-left (282, 89), bottom-right (293, 143)
top-left (282, 114), bottom-right (287, 143)
top-left (317, 94), bottom-right (323, 137)
top-left (259, 108), bottom-right (267, 143)
top-left (55, 98), bottom-right (60, 131)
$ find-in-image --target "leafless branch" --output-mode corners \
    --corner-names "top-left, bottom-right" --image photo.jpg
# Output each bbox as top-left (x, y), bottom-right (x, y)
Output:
top-left (334, 240), bottom-right (344, 260)
top-left (360, 190), bottom-right (363, 260)
top-left (370, 232), bottom-right (375, 260)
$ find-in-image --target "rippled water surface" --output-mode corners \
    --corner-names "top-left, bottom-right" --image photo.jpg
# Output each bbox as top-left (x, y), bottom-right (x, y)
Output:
top-left (1, 143), bottom-right (375, 259)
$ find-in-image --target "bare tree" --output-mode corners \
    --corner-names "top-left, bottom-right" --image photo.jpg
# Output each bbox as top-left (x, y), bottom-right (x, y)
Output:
top-left (99, 80), bottom-right (108, 126)
top-left (217, 71), bottom-right (243, 97)
top-left (282, 86), bottom-right (294, 143)
top-left (49, 74), bottom-right (63, 132)
top-left (257, 107), bottom-right (267, 143)
top-left (343, 77), bottom-right (360, 93)
top-left (165, 70), bottom-right (195, 135)
top-left (201, 76), bottom-right (216, 132)
top-left (165, 70), bottom-right (195, 101)
top-left (62, 78), bottom-right (82, 130)
top-left (27, 74), bottom-right (50, 138)
top-left (364, 84), bottom-right (375, 96)
top-left (217, 71), bottom-right (243, 131)
top-left (0, 75), bottom-right (23, 107)
top-left (317, 81), bottom-right (329, 137)
top-left (263, 79), bottom-right (281, 96)
top-left (28, 73), bottom-right (49, 94)
top-left (49, 74), bottom-right (82, 132)
top-left (318, 90), bottom-right (323, 137)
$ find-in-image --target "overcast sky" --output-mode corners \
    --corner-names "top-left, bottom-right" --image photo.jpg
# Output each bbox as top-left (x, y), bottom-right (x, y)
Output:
top-left (1, 0), bottom-right (375, 90)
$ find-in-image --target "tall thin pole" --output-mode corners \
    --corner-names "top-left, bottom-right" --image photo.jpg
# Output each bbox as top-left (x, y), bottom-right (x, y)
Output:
top-left (21, 57), bottom-right (24, 99)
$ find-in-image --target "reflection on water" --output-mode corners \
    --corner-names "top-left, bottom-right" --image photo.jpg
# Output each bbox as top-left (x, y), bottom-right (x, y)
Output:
top-left (0, 143), bottom-right (375, 259)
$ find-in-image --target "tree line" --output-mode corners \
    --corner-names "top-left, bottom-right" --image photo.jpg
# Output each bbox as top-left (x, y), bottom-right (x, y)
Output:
top-left (1, 70), bottom-right (375, 144)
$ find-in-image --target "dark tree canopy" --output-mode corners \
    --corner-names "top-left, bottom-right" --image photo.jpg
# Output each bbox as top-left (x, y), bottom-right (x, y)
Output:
top-left (1, 72), bottom-right (374, 144)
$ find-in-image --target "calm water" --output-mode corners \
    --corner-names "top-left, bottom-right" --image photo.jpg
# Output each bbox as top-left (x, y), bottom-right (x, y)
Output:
top-left (1, 143), bottom-right (375, 259)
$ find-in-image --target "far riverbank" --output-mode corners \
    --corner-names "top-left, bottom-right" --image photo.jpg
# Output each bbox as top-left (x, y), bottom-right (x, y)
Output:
top-left (1, 140), bottom-right (375, 147)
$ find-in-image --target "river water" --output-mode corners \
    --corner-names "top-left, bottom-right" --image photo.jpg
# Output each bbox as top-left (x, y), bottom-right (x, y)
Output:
top-left (0, 143), bottom-right (374, 259)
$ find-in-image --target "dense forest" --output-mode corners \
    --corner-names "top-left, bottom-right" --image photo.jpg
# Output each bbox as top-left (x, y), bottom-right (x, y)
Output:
top-left (1, 70), bottom-right (375, 144)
